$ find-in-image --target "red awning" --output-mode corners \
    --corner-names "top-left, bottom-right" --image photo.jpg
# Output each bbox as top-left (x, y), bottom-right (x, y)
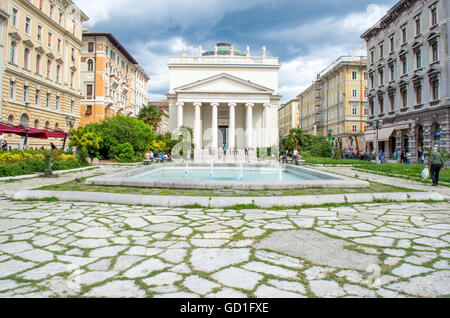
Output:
top-left (44, 130), bottom-right (68, 138)
top-left (0, 123), bottom-right (68, 139)
top-left (0, 123), bottom-right (28, 136)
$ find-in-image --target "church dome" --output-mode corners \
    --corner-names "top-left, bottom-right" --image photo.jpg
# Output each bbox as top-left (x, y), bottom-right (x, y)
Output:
top-left (202, 43), bottom-right (246, 56)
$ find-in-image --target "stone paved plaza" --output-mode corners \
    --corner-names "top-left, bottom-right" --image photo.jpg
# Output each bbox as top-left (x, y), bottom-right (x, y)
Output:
top-left (0, 196), bottom-right (449, 298)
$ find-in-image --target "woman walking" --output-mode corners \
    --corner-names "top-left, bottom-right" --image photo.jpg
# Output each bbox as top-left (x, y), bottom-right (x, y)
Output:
top-left (426, 146), bottom-right (445, 187)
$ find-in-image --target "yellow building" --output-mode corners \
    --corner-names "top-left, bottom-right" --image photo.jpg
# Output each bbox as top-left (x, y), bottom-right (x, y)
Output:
top-left (0, 0), bottom-right (88, 148)
top-left (80, 31), bottom-right (150, 126)
top-left (278, 98), bottom-right (299, 138)
top-left (298, 56), bottom-right (369, 153)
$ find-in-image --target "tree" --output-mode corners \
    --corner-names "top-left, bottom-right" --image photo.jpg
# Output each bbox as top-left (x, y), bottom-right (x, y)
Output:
top-left (138, 104), bottom-right (163, 131)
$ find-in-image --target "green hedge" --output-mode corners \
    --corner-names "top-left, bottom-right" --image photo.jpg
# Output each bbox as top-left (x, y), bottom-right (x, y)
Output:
top-left (304, 157), bottom-right (362, 165)
top-left (0, 159), bottom-right (86, 177)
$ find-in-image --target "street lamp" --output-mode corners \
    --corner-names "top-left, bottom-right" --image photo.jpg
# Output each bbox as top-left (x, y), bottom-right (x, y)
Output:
top-left (371, 119), bottom-right (383, 164)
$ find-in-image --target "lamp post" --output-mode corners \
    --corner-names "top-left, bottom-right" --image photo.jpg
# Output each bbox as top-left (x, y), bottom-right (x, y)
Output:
top-left (64, 116), bottom-right (76, 150)
top-left (372, 120), bottom-right (383, 164)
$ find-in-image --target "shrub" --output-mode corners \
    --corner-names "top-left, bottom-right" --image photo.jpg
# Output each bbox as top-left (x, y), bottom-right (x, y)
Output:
top-left (0, 159), bottom-right (46, 177)
top-left (110, 142), bottom-right (135, 162)
top-left (280, 129), bottom-right (332, 158)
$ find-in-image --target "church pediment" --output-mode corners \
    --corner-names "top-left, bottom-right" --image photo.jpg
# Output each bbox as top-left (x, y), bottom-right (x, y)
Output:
top-left (174, 73), bottom-right (274, 94)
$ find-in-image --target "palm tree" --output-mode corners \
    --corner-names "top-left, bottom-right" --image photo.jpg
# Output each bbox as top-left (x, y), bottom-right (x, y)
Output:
top-left (138, 104), bottom-right (163, 132)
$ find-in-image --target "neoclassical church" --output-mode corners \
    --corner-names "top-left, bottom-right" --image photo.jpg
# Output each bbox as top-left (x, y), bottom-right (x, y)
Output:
top-left (167, 43), bottom-right (281, 158)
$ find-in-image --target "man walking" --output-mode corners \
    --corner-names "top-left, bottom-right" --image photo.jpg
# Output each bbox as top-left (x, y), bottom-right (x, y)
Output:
top-left (426, 146), bottom-right (445, 187)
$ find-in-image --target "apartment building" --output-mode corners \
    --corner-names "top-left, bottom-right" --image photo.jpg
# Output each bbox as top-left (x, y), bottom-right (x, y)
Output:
top-left (80, 31), bottom-right (150, 126)
top-left (298, 56), bottom-right (369, 151)
top-left (0, 0), bottom-right (88, 148)
top-left (278, 99), bottom-right (299, 138)
top-left (361, 0), bottom-right (449, 157)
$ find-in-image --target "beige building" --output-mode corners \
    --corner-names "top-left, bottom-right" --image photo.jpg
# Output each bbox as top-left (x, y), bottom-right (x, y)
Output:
top-left (0, 0), bottom-right (88, 148)
top-left (298, 56), bottom-right (369, 152)
top-left (278, 98), bottom-right (299, 138)
top-left (80, 31), bottom-right (150, 126)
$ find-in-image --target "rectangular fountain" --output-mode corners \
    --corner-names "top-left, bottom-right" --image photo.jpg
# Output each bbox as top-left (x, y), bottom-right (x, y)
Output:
top-left (86, 163), bottom-right (369, 190)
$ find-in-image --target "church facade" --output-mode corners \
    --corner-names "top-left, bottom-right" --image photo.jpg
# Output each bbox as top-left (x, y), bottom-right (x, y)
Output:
top-left (167, 43), bottom-right (281, 158)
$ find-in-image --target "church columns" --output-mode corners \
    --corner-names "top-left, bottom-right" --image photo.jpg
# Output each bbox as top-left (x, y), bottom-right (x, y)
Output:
top-left (246, 103), bottom-right (254, 148)
top-left (194, 102), bottom-right (202, 150)
top-left (228, 103), bottom-right (236, 149)
top-left (211, 102), bottom-right (219, 150)
top-left (263, 103), bottom-right (271, 147)
top-left (176, 101), bottom-right (184, 128)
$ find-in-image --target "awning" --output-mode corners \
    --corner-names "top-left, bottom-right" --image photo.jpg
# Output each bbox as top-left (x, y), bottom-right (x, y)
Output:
top-left (0, 123), bottom-right (68, 139)
top-left (44, 130), bottom-right (68, 138)
top-left (364, 132), bottom-right (376, 142)
top-left (377, 127), bottom-right (396, 142)
top-left (0, 123), bottom-right (28, 136)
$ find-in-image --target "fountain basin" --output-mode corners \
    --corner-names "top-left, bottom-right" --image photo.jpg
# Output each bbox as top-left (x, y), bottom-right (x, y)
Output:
top-left (86, 163), bottom-right (369, 190)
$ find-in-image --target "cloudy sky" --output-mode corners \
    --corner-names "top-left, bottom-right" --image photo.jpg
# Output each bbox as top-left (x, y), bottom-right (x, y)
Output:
top-left (74, 0), bottom-right (397, 103)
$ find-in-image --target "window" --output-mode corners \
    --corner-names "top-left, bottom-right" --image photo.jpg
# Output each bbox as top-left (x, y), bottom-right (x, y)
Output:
top-left (431, 7), bottom-right (438, 26)
top-left (86, 84), bottom-right (93, 97)
top-left (8, 115), bottom-right (14, 125)
top-left (352, 71), bottom-right (358, 80)
top-left (46, 93), bottom-right (51, 108)
top-left (70, 101), bottom-right (74, 114)
top-left (35, 89), bottom-right (40, 105)
top-left (111, 51), bottom-right (115, 61)
top-left (59, 12), bottom-right (63, 25)
top-left (363, 105), bottom-right (368, 116)
top-left (401, 26), bottom-right (407, 44)
top-left (10, 42), bottom-right (16, 63)
top-left (86, 105), bottom-right (92, 115)
top-left (9, 80), bottom-right (15, 99)
top-left (379, 96), bottom-right (384, 114)
top-left (34, 120), bottom-right (39, 129)
top-left (87, 59), bottom-right (94, 71)
top-left (46, 60), bottom-right (51, 79)
top-left (50, 5), bottom-right (54, 18)
top-left (70, 71), bottom-right (74, 88)
top-left (415, 84), bottom-right (422, 104)
top-left (55, 96), bottom-right (60, 110)
top-left (56, 65), bottom-right (60, 82)
top-left (415, 18), bottom-right (421, 35)
top-left (23, 48), bottom-right (30, 69)
top-left (432, 43), bottom-right (438, 62)
top-left (432, 81), bottom-right (439, 100)
top-left (390, 36), bottom-right (395, 52)
top-left (45, 121), bottom-right (49, 130)
top-left (363, 72), bottom-right (368, 80)
top-left (401, 89), bottom-right (407, 108)
top-left (352, 89), bottom-right (358, 98)
top-left (402, 57), bottom-right (408, 74)
top-left (88, 42), bottom-right (94, 53)
top-left (25, 17), bottom-right (31, 34)
top-left (12, 8), bottom-right (18, 27)
top-left (352, 125), bottom-right (358, 133)
top-left (36, 54), bottom-right (41, 74)
top-left (37, 25), bottom-right (42, 42)
top-left (416, 50), bottom-right (422, 68)
top-left (72, 19), bottom-right (75, 35)
top-left (364, 88), bottom-right (368, 98)
top-left (389, 93), bottom-right (395, 111)
top-left (48, 32), bottom-right (52, 48)
top-left (23, 85), bottom-right (28, 103)
top-left (370, 74), bottom-right (374, 89)
top-left (20, 114), bottom-right (29, 127)
top-left (39, 0), bottom-right (43, 10)
top-left (379, 70), bottom-right (384, 84)
top-left (379, 44), bottom-right (384, 58)
top-left (351, 104), bottom-right (358, 116)
top-left (389, 64), bottom-right (395, 81)
top-left (57, 39), bottom-right (61, 53)
top-left (71, 48), bottom-right (75, 61)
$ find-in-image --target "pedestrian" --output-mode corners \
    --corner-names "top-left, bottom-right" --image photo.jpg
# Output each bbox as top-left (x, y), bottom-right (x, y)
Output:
top-left (400, 149), bottom-right (406, 164)
top-left (245, 147), bottom-right (249, 156)
top-left (406, 150), bottom-right (411, 164)
top-left (1, 140), bottom-right (7, 151)
top-left (426, 146), bottom-right (445, 186)
top-left (417, 147), bottom-right (424, 164)
top-left (293, 149), bottom-right (298, 165)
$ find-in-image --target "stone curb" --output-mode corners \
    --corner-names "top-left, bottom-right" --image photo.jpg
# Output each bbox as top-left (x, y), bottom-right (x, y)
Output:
top-left (12, 190), bottom-right (446, 208)
top-left (0, 166), bottom-right (98, 182)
